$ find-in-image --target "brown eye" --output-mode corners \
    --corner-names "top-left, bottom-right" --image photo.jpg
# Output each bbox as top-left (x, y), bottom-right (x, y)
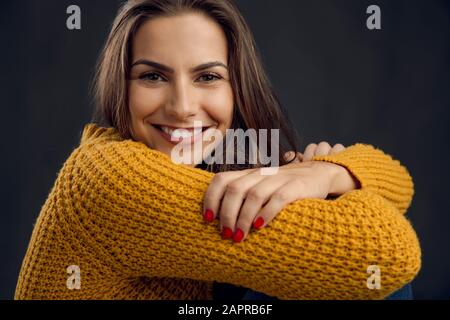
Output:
top-left (139, 72), bottom-right (165, 82)
top-left (198, 73), bottom-right (222, 82)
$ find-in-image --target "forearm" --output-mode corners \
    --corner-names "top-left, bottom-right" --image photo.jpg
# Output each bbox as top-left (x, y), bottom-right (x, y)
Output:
top-left (312, 143), bottom-right (415, 214)
top-left (66, 136), bottom-right (421, 299)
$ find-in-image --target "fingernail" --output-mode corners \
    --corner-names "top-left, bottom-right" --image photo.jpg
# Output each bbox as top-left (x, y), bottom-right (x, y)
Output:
top-left (203, 209), bottom-right (214, 222)
top-left (253, 217), bottom-right (264, 229)
top-left (221, 227), bottom-right (233, 239)
top-left (233, 228), bottom-right (244, 243)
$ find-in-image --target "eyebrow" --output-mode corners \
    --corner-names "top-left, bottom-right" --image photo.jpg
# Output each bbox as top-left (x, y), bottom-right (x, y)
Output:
top-left (131, 59), bottom-right (228, 73)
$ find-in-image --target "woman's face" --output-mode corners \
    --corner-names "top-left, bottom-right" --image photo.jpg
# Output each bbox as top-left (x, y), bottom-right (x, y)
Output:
top-left (128, 13), bottom-right (234, 166)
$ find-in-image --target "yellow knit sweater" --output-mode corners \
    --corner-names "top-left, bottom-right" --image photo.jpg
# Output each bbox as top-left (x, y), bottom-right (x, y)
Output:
top-left (15, 123), bottom-right (421, 300)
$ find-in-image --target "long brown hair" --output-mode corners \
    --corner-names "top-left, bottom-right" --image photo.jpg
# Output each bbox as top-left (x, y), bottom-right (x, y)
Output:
top-left (92, 0), bottom-right (300, 172)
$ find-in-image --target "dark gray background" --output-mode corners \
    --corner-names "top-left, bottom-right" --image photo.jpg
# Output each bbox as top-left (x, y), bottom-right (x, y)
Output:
top-left (1, 0), bottom-right (449, 299)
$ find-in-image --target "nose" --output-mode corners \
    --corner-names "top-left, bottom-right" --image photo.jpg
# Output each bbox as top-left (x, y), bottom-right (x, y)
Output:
top-left (165, 78), bottom-right (198, 120)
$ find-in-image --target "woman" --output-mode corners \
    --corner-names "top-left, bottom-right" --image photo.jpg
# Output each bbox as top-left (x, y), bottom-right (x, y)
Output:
top-left (15, 0), bottom-right (421, 300)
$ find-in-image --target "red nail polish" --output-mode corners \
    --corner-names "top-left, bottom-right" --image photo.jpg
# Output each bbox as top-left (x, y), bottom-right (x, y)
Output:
top-left (203, 209), bottom-right (214, 222)
top-left (253, 217), bottom-right (264, 229)
top-left (233, 228), bottom-right (244, 243)
top-left (221, 227), bottom-right (233, 239)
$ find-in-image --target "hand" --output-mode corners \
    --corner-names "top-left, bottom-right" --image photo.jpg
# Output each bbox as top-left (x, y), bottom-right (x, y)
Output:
top-left (297, 142), bottom-right (359, 196)
top-left (202, 141), bottom-right (349, 243)
top-left (284, 141), bottom-right (346, 163)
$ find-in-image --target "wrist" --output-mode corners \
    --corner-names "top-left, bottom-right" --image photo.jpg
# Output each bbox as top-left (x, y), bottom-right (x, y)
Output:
top-left (331, 163), bottom-right (360, 196)
top-left (316, 161), bottom-right (360, 196)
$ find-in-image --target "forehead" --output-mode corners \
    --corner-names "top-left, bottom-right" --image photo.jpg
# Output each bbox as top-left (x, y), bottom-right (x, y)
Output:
top-left (131, 13), bottom-right (228, 64)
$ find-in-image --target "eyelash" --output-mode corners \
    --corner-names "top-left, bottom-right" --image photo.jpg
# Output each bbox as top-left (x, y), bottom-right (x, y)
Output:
top-left (139, 72), bottom-right (223, 83)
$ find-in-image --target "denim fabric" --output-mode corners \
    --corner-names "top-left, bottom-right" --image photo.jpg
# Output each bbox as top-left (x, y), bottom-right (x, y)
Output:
top-left (241, 288), bottom-right (278, 300)
top-left (240, 283), bottom-right (413, 300)
top-left (384, 283), bottom-right (413, 300)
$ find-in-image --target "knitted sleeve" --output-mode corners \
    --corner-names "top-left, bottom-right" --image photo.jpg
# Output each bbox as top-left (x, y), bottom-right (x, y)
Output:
top-left (311, 144), bottom-right (414, 215)
top-left (57, 124), bottom-right (421, 300)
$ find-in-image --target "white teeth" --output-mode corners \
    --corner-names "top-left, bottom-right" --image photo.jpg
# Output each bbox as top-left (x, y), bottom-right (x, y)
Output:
top-left (172, 130), bottom-right (191, 139)
top-left (159, 126), bottom-right (203, 139)
top-left (193, 127), bottom-right (202, 135)
top-left (161, 126), bottom-right (172, 135)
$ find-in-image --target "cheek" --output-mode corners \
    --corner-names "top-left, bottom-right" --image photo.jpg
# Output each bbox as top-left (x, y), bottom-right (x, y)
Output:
top-left (128, 83), bottom-right (163, 120)
top-left (203, 85), bottom-right (234, 126)
top-left (128, 83), bottom-right (165, 144)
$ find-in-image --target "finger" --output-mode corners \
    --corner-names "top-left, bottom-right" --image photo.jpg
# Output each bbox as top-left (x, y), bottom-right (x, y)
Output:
top-left (203, 171), bottom-right (244, 223)
top-left (284, 151), bottom-right (303, 163)
top-left (254, 179), bottom-right (305, 230)
top-left (233, 176), bottom-right (289, 243)
top-left (284, 151), bottom-right (295, 162)
top-left (314, 141), bottom-right (332, 157)
top-left (302, 143), bottom-right (317, 162)
top-left (218, 172), bottom-right (266, 239)
top-left (330, 143), bottom-right (345, 154)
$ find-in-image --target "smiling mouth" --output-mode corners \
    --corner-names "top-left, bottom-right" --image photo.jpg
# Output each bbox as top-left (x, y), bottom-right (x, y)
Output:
top-left (152, 124), bottom-right (211, 134)
top-left (151, 124), bottom-right (213, 144)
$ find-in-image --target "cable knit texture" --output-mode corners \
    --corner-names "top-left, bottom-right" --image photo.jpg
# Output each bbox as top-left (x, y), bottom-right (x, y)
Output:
top-left (15, 123), bottom-right (421, 300)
